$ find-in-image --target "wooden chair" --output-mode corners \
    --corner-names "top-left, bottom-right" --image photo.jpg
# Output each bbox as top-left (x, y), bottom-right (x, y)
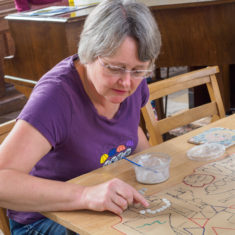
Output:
top-left (0, 119), bottom-right (15, 235)
top-left (141, 66), bottom-right (226, 146)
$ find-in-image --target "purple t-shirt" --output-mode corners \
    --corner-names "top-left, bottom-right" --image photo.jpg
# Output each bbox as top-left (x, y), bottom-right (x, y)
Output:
top-left (8, 54), bottom-right (149, 224)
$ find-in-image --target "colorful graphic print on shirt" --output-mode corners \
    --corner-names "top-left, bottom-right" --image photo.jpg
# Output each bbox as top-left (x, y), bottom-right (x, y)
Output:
top-left (100, 139), bottom-right (134, 166)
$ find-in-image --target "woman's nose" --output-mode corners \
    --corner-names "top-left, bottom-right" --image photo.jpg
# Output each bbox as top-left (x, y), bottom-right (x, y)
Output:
top-left (119, 71), bottom-right (132, 87)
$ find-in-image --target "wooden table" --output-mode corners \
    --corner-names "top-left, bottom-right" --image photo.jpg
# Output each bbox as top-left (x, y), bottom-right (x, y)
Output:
top-left (3, 0), bottom-right (235, 111)
top-left (43, 114), bottom-right (235, 234)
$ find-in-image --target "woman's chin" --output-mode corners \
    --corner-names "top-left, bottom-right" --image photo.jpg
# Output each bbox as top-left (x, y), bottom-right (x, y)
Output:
top-left (107, 95), bottom-right (127, 104)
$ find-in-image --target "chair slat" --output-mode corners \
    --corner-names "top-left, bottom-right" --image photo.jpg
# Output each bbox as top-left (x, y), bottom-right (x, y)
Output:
top-left (155, 102), bottom-right (218, 135)
top-left (149, 75), bottom-right (210, 100)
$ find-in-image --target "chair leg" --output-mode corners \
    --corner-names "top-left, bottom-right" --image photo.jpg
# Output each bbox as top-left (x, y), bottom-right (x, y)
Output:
top-left (0, 208), bottom-right (10, 235)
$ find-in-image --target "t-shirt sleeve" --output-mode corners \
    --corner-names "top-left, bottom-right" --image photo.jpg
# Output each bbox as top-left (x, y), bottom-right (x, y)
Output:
top-left (140, 79), bottom-right (150, 107)
top-left (18, 81), bottom-right (72, 148)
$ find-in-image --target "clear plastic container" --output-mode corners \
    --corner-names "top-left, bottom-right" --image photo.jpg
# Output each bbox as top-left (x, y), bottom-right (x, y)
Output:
top-left (133, 153), bottom-right (171, 184)
top-left (187, 143), bottom-right (225, 161)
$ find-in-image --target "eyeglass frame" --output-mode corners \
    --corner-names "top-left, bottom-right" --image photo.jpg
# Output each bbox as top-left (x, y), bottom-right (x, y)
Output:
top-left (97, 56), bottom-right (155, 80)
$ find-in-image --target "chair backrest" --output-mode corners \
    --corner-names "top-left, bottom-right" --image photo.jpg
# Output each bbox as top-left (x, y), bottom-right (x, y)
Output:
top-left (0, 119), bottom-right (15, 235)
top-left (141, 66), bottom-right (226, 146)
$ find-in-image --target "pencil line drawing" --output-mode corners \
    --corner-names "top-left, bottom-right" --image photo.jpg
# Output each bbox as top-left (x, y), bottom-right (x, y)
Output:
top-left (113, 154), bottom-right (235, 234)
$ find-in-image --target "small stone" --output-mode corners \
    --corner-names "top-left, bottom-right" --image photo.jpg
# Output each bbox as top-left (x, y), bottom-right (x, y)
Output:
top-left (146, 209), bottom-right (152, 213)
top-left (139, 210), bottom-right (146, 215)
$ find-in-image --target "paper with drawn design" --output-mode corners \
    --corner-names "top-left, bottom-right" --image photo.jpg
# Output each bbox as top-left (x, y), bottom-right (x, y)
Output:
top-left (113, 154), bottom-right (235, 234)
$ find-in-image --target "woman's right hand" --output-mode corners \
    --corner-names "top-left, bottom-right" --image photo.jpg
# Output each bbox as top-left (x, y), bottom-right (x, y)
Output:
top-left (79, 178), bottom-right (149, 215)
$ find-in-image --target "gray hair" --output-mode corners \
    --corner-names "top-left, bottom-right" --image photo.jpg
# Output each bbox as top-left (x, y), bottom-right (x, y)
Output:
top-left (78, 0), bottom-right (161, 64)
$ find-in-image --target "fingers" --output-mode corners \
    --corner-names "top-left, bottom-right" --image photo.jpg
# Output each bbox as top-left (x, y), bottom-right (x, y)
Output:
top-left (132, 189), bottom-right (149, 208)
top-left (120, 189), bottom-right (149, 209)
top-left (80, 178), bottom-right (149, 215)
top-left (114, 179), bottom-right (149, 210)
top-left (116, 189), bottom-right (133, 206)
top-left (105, 199), bottom-right (124, 215)
top-left (110, 193), bottom-right (129, 215)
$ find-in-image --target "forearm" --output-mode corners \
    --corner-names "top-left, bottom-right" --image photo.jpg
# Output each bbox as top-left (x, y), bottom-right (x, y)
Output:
top-left (0, 169), bottom-right (85, 212)
top-left (0, 169), bottom-right (149, 215)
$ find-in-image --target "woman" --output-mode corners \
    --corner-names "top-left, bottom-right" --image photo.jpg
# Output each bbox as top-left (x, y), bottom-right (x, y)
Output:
top-left (0, 0), bottom-right (161, 234)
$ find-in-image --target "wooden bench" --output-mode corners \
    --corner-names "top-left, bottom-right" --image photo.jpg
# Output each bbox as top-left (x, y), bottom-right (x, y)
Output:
top-left (0, 0), bottom-right (16, 97)
top-left (4, 75), bottom-right (37, 98)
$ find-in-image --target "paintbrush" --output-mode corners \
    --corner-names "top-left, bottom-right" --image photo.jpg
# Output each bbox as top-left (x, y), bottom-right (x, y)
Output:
top-left (122, 156), bottom-right (158, 174)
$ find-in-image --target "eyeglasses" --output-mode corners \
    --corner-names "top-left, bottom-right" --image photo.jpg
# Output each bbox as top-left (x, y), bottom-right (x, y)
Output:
top-left (98, 57), bottom-right (154, 80)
